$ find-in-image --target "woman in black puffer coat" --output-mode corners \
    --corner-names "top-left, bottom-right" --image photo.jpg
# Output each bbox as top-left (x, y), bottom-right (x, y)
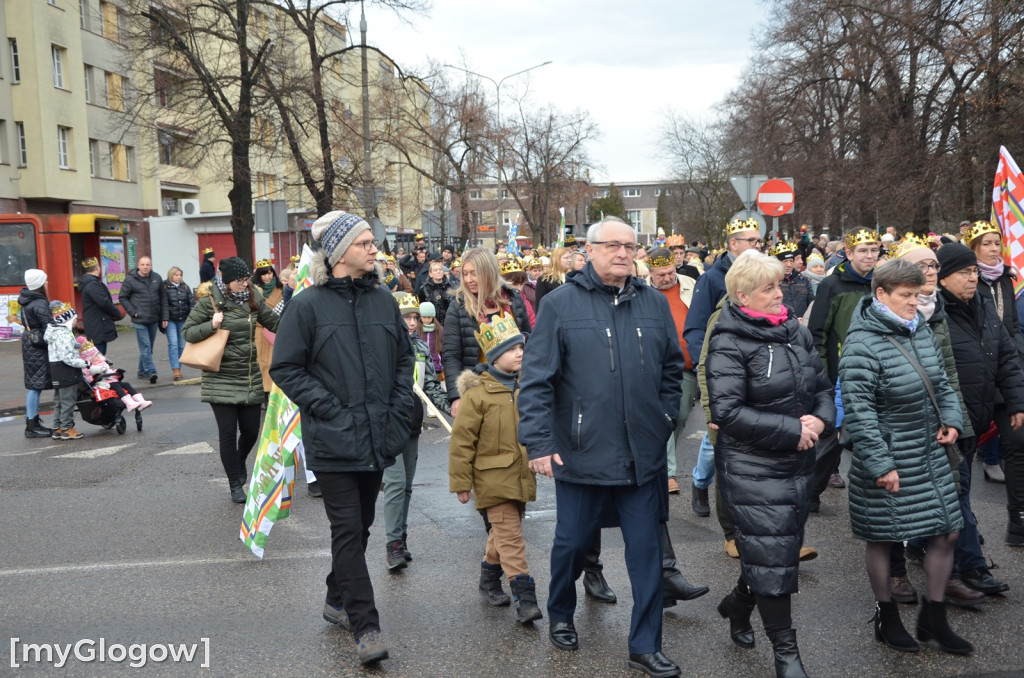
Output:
top-left (18, 269), bottom-right (54, 438)
top-left (163, 266), bottom-right (194, 381)
top-left (705, 250), bottom-right (834, 678)
top-left (442, 248), bottom-right (529, 417)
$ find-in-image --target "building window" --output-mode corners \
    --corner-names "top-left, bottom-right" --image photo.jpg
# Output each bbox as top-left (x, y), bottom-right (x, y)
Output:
top-left (255, 172), bottom-right (276, 199)
top-left (57, 126), bottom-right (71, 169)
top-left (9, 40), bottom-right (19, 82)
top-left (100, 1), bottom-right (120, 42)
top-left (110, 143), bottom-right (131, 181)
top-left (595, 189), bottom-right (609, 199)
top-left (664, 189), bottom-right (671, 197)
top-left (16, 122), bottom-right (26, 165)
top-left (470, 211), bottom-right (482, 226)
top-left (501, 212), bottom-right (511, 226)
top-left (84, 66), bottom-right (93, 102)
top-left (252, 117), bottom-right (273, 146)
top-left (623, 188), bottom-right (641, 198)
top-left (654, 188), bottom-right (661, 197)
top-left (89, 139), bottom-right (97, 176)
top-left (469, 189), bottom-right (481, 200)
top-left (501, 189), bottom-right (509, 199)
top-left (48, 0), bottom-right (59, 6)
top-left (80, 0), bottom-right (88, 28)
top-left (626, 209), bottom-right (642, 228)
top-left (106, 72), bottom-right (123, 110)
top-left (52, 45), bottom-right (66, 88)
top-left (0, 120), bottom-right (7, 164)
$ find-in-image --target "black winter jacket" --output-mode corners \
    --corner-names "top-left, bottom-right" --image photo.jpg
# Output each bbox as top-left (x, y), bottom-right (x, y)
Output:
top-left (807, 262), bottom-right (872, 384)
top-left (442, 286), bottom-right (530, 402)
top-left (269, 274), bottom-right (414, 474)
top-left (199, 258), bottom-right (216, 284)
top-left (683, 253), bottom-right (732, 368)
top-left (940, 287), bottom-right (1024, 432)
top-left (418, 278), bottom-right (453, 327)
top-left (18, 288), bottom-right (52, 391)
top-left (517, 264), bottom-right (685, 487)
top-left (163, 280), bottom-right (194, 322)
top-left (119, 270), bottom-right (168, 325)
top-left (978, 266), bottom-right (1024, 360)
top-left (705, 302), bottom-right (835, 596)
top-left (79, 273), bottom-right (121, 344)
top-left (780, 271), bottom-right (814, 318)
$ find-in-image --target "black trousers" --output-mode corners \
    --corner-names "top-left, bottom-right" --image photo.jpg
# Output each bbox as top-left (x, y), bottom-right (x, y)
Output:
top-left (209, 403), bottom-right (262, 485)
top-left (811, 430), bottom-right (841, 500)
top-left (319, 470), bottom-right (384, 638)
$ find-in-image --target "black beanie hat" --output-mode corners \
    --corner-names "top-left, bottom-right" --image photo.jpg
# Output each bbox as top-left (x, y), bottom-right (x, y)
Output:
top-left (936, 243), bottom-right (977, 280)
top-left (219, 257), bottom-right (250, 284)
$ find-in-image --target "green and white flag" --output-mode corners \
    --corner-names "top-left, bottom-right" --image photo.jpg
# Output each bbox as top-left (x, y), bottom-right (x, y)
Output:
top-left (556, 207), bottom-right (566, 248)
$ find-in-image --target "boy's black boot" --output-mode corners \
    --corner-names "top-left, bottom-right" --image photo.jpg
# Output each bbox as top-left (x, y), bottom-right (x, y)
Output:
top-left (509, 574), bottom-right (543, 624)
top-left (478, 561), bottom-right (511, 606)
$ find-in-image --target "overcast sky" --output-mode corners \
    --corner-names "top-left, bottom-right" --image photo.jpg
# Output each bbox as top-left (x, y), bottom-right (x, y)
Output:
top-left (365, 0), bottom-right (767, 184)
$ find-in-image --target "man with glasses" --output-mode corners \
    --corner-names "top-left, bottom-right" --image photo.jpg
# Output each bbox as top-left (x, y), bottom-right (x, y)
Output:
top-left (520, 216), bottom-right (685, 677)
top-left (271, 211), bottom-right (413, 667)
top-left (682, 219), bottom-right (761, 522)
top-left (666, 235), bottom-right (700, 281)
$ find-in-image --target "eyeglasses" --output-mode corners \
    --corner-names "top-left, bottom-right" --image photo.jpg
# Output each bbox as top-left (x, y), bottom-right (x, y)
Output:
top-left (354, 238), bottom-right (379, 252)
top-left (592, 241), bottom-right (641, 254)
top-left (954, 267), bottom-right (980, 278)
top-left (735, 237), bottom-right (762, 245)
top-left (916, 262), bottom-right (941, 272)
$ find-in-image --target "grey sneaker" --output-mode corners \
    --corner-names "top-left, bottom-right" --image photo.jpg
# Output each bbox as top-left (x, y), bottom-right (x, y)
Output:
top-left (355, 630), bottom-right (388, 664)
top-left (322, 602), bottom-right (349, 630)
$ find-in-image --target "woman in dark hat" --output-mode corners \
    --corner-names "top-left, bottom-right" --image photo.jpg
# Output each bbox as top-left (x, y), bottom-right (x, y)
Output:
top-left (182, 257), bottom-right (280, 502)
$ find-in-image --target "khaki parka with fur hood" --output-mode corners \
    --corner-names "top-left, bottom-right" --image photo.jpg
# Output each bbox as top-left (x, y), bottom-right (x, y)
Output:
top-left (449, 368), bottom-right (536, 510)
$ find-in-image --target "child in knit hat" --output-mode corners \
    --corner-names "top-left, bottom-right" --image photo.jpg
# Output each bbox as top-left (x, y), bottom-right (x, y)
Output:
top-left (76, 336), bottom-right (153, 412)
top-left (417, 301), bottom-right (444, 382)
top-left (448, 313), bottom-right (541, 625)
top-left (44, 301), bottom-right (89, 439)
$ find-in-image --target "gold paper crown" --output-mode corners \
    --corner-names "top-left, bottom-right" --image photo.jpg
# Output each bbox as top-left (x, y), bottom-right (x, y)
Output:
top-left (769, 242), bottom-right (798, 257)
top-left (474, 312), bottom-right (522, 356)
top-left (452, 258), bottom-right (462, 268)
top-left (648, 247), bottom-right (674, 269)
top-left (255, 259), bottom-right (273, 270)
top-left (51, 301), bottom-right (73, 317)
top-left (665, 235), bottom-right (686, 249)
top-left (78, 339), bottom-right (96, 353)
top-left (726, 218), bottom-right (760, 236)
top-left (414, 233), bottom-right (424, 240)
top-left (523, 256), bottom-right (544, 268)
top-left (290, 254), bottom-right (301, 264)
top-left (500, 258), bottom-right (524, 275)
top-left (564, 235), bottom-right (577, 245)
top-left (844, 227), bottom-right (881, 249)
top-left (960, 219), bottom-right (1000, 245)
top-left (82, 257), bottom-right (99, 269)
top-left (890, 233), bottom-right (930, 259)
top-left (202, 246), bottom-right (215, 255)
top-left (393, 292), bottom-right (419, 315)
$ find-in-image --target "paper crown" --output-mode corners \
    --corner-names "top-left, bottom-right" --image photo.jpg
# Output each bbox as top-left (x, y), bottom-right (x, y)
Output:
top-left (665, 235), bottom-right (686, 249)
top-left (770, 242), bottom-right (798, 258)
top-left (647, 247), bottom-right (674, 269)
top-left (393, 291), bottom-right (420, 315)
top-left (523, 256), bottom-right (544, 268)
top-left (844, 227), bottom-right (881, 249)
top-left (414, 233), bottom-right (424, 241)
top-left (889, 233), bottom-right (931, 259)
top-left (564, 235), bottom-right (577, 245)
top-left (82, 257), bottom-right (99, 269)
top-left (960, 220), bottom-right (1000, 245)
top-left (77, 337), bottom-right (97, 354)
top-left (255, 259), bottom-right (274, 270)
top-left (202, 246), bottom-right (215, 255)
top-left (726, 218), bottom-right (760, 236)
top-left (289, 254), bottom-right (301, 264)
top-left (500, 258), bottom-right (524, 275)
top-left (50, 300), bottom-right (75, 323)
top-left (451, 258), bottom-right (462, 268)
top-left (474, 312), bottom-right (522, 359)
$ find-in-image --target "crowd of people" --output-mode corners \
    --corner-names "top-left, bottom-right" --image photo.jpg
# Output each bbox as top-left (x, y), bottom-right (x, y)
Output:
top-left (16, 211), bottom-right (1024, 676)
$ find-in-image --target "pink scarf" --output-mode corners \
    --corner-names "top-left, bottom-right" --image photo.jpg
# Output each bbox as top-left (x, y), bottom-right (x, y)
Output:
top-left (739, 305), bottom-right (789, 326)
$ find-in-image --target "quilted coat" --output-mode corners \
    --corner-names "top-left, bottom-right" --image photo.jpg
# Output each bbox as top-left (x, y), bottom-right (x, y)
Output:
top-left (839, 296), bottom-right (964, 542)
top-left (181, 284), bottom-right (279, 406)
top-left (705, 301), bottom-right (835, 596)
top-left (449, 369), bottom-right (536, 510)
top-left (18, 288), bottom-right (52, 391)
top-left (80, 273), bottom-right (122, 344)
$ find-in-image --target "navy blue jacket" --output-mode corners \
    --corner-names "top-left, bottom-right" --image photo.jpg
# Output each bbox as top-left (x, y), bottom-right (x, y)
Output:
top-left (682, 253), bottom-right (731, 367)
top-left (517, 263), bottom-right (684, 486)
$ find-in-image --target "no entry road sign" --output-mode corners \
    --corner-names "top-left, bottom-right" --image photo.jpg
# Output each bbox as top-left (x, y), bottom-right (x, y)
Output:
top-left (756, 179), bottom-right (795, 216)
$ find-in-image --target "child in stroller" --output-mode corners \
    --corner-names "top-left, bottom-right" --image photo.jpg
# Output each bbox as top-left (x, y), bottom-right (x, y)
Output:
top-left (76, 337), bottom-right (152, 412)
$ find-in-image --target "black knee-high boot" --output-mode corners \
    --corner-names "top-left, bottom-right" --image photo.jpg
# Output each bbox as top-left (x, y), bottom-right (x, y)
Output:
top-left (660, 522), bottom-right (709, 606)
top-left (582, 531), bottom-right (616, 603)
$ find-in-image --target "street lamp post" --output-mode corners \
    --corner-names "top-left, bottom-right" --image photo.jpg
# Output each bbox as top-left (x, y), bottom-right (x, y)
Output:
top-left (443, 61), bottom-right (552, 238)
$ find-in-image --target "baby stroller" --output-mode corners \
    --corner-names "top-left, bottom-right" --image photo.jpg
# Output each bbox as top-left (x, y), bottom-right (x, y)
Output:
top-left (75, 371), bottom-right (143, 434)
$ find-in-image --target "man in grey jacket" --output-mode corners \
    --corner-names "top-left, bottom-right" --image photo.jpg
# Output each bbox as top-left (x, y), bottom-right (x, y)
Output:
top-left (118, 256), bottom-right (167, 383)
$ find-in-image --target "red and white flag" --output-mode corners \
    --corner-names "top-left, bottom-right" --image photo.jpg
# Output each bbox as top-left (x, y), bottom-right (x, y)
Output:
top-left (992, 145), bottom-right (1024, 296)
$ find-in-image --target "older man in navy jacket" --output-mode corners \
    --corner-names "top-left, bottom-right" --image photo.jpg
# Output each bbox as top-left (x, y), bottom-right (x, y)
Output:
top-left (519, 217), bottom-right (684, 678)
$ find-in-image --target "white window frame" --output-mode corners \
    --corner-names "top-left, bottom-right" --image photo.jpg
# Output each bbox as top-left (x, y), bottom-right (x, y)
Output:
top-left (80, 0), bottom-right (87, 28)
top-left (16, 122), bottom-right (27, 165)
top-left (0, 120), bottom-right (7, 164)
top-left (57, 126), bottom-right (70, 169)
top-left (501, 189), bottom-right (510, 199)
top-left (626, 209), bottom-right (642, 227)
top-left (623, 188), bottom-right (641, 198)
top-left (468, 189), bottom-right (481, 200)
top-left (89, 139), bottom-right (97, 176)
top-left (52, 45), bottom-right (66, 89)
top-left (9, 40), bottom-right (20, 83)
top-left (48, 0), bottom-right (60, 6)
top-left (654, 188), bottom-right (661, 197)
top-left (84, 65), bottom-right (93, 103)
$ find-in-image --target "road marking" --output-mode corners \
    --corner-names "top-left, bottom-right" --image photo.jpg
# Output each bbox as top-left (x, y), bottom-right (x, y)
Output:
top-left (156, 442), bottom-right (214, 455)
top-left (686, 431), bottom-right (707, 439)
top-left (0, 549), bottom-right (332, 577)
top-left (0, 444), bottom-right (60, 457)
top-left (54, 444), bottom-right (133, 459)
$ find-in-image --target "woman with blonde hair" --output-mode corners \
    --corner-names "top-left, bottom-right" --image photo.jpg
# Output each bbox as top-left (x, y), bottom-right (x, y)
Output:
top-left (533, 246), bottom-right (573, 310)
top-left (162, 266), bottom-right (193, 381)
top-left (442, 247), bottom-right (530, 417)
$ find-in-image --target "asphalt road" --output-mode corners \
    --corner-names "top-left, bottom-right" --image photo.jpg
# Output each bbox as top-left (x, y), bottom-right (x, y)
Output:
top-left (1, 386), bottom-right (1022, 677)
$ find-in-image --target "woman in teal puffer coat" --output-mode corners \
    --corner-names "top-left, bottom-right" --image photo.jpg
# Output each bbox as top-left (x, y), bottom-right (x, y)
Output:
top-left (182, 257), bottom-right (279, 503)
top-left (839, 258), bottom-right (969, 656)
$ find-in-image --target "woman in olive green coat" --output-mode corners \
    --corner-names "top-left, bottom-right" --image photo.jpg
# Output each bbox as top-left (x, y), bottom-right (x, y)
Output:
top-left (182, 257), bottom-right (280, 503)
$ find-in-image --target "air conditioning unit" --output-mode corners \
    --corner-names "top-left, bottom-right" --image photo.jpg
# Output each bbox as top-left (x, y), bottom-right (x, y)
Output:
top-left (178, 199), bottom-right (201, 216)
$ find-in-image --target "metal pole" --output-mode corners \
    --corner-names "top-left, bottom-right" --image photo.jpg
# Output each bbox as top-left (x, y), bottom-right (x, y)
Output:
top-left (360, 1), bottom-right (372, 219)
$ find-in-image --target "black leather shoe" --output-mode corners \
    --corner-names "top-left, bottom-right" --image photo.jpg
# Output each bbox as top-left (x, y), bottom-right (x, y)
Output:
top-left (627, 651), bottom-right (681, 677)
top-left (549, 622), bottom-right (578, 651)
top-left (583, 569), bottom-right (617, 603)
top-left (663, 570), bottom-right (709, 607)
top-left (960, 567), bottom-right (1009, 594)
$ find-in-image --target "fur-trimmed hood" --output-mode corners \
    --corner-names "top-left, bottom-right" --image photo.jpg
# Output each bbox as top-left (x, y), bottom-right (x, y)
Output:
top-left (456, 368), bottom-right (483, 396)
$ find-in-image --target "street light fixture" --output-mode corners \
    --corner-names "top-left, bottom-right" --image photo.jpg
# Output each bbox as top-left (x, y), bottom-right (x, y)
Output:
top-left (442, 61), bottom-right (552, 232)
